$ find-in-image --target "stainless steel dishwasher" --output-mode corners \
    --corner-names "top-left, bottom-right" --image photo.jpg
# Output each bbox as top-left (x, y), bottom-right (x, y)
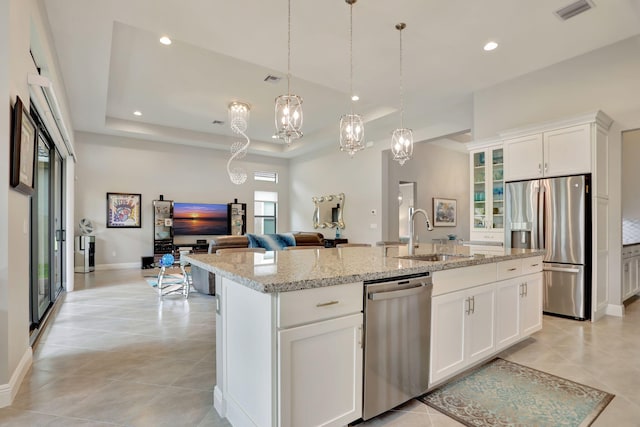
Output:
top-left (362, 273), bottom-right (433, 420)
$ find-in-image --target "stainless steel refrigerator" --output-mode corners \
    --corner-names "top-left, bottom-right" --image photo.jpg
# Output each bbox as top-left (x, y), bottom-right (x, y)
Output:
top-left (505, 175), bottom-right (591, 320)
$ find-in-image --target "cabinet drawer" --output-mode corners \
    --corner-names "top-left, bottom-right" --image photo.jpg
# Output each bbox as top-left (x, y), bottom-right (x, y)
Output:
top-left (497, 259), bottom-right (522, 280)
top-left (277, 282), bottom-right (363, 328)
top-left (522, 256), bottom-right (543, 274)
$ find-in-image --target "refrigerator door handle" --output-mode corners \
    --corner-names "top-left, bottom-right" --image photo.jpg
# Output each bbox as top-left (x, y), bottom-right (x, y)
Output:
top-left (543, 266), bottom-right (581, 274)
top-left (537, 185), bottom-right (545, 250)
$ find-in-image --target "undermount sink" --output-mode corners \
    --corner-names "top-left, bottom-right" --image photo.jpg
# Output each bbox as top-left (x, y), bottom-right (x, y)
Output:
top-left (395, 253), bottom-right (471, 262)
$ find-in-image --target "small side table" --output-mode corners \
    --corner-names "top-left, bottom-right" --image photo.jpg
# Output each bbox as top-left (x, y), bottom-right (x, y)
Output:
top-left (324, 238), bottom-right (348, 248)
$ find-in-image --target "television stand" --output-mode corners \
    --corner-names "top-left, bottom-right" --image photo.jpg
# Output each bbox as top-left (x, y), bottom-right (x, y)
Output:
top-left (175, 242), bottom-right (209, 254)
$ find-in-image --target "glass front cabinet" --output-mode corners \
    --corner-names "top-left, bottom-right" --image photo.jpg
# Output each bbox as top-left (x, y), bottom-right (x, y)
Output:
top-left (470, 145), bottom-right (504, 243)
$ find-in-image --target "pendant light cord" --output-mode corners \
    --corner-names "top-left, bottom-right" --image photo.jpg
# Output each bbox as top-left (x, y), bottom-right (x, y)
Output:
top-left (398, 25), bottom-right (404, 129)
top-left (349, 2), bottom-right (354, 114)
top-left (287, 0), bottom-right (291, 96)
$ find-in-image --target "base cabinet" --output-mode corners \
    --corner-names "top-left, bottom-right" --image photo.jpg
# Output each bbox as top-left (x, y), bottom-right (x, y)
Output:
top-left (430, 260), bottom-right (542, 387)
top-left (430, 283), bottom-right (495, 384)
top-left (622, 245), bottom-right (640, 301)
top-left (495, 273), bottom-right (542, 351)
top-left (278, 314), bottom-right (363, 427)
top-left (216, 278), bottom-right (363, 427)
top-left (520, 273), bottom-right (543, 336)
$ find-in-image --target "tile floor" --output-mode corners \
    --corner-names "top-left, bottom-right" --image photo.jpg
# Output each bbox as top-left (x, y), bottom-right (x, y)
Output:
top-left (0, 269), bottom-right (638, 426)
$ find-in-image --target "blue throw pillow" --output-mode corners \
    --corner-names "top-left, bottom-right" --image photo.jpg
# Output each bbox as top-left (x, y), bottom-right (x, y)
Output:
top-left (246, 233), bottom-right (296, 250)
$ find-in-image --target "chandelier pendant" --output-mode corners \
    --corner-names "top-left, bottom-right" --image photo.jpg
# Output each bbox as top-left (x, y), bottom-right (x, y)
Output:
top-left (339, 0), bottom-right (364, 157)
top-left (275, 94), bottom-right (303, 145)
top-left (275, 0), bottom-right (303, 145)
top-left (391, 22), bottom-right (413, 166)
top-left (391, 127), bottom-right (413, 166)
top-left (227, 101), bottom-right (251, 185)
top-left (340, 113), bottom-right (364, 156)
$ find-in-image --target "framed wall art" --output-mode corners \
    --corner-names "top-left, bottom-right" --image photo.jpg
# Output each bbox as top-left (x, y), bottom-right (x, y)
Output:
top-left (10, 96), bottom-right (37, 196)
top-left (433, 197), bottom-right (457, 227)
top-left (107, 192), bottom-right (142, 228)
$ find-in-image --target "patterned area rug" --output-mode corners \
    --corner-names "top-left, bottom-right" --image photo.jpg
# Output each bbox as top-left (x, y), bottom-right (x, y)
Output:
top-left (420, 358), bottom-right (614, 427)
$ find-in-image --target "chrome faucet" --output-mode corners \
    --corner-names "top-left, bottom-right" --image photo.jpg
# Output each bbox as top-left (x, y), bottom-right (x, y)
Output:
top-left (408, 207), bottom-right (434, 255)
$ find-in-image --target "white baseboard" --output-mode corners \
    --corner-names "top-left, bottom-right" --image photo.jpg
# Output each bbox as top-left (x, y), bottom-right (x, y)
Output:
top-left (605, 303), bottom-right (625, 317)
top-left (0, 347), bottom-right (33, 408)
top-left (94, 262), bottom-right (139, 271)
top-left (214, 386), bottom-right (226, 417)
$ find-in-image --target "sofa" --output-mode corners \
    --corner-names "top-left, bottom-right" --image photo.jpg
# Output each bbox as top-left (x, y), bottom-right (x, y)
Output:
top-left (207, 231), bottom-right (325, 253)
top-left (191, 232), bottom-right (325, 294)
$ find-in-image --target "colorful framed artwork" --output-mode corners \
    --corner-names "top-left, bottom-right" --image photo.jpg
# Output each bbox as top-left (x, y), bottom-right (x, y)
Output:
top-left (107, 192), bottom-right (142, 228)
top-left (10, 96), bottom-right (37, 196)
top-left (433, 197), bottom-right (457, 227)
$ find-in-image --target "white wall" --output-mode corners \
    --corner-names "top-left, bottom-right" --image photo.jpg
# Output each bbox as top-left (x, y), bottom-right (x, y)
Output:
top-left (386, 143), bottom-right (469, 244)
top-left (473, 35), bottom-right (640, 138)
top-left (74, 132), bottom-right (290, 268)
top-left (289, 102), bottom-right (473, 245)
top-left (0, 0), bottom-right (67, 405)
top-left (290, 143), bottom-right (383, 244)
top-left (0, 0), bottom-right (10, 386)
top-left (289, 140), bottom-right (469, 245)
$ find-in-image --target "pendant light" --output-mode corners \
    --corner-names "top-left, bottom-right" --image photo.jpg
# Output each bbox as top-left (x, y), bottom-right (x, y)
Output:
top-left (339, 0), bottom-right (364, 157)
top-left (274, 0), bottom-right (303, 145)
top-left (391, 22), bottom-right (413, 166)
top-left (226, 101), bottom-right (250, 185)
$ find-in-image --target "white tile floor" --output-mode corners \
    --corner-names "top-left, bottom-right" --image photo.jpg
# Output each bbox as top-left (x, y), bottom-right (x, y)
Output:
top-left (0, 268), bottom-right (638, 426)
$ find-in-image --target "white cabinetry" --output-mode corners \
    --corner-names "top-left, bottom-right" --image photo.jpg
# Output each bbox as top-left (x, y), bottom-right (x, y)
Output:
top-left (430, 257), bottom-right (542, 387)
top-left (430, 283), bottom-right (495, 384)
top-left (495, 272), bottom-right (542, 351)
top-left (277, 283), bottom-right (363, 427)
top-left (469, 144), bottom-right (505, 243)
top-left (504, 124), bottom-right (590, 181)
top-left (278, 314), bottom-right (362, 427)
top-left (622, 245), bottom-right (640, 302)
top-left (217, 279), bottom-right (363, 427)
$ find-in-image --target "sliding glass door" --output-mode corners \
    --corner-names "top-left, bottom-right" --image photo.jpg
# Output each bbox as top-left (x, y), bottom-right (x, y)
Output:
top-left (30, 110), bottom-right (65, 331)
top-left (32, 132), bottom-right (52, 323)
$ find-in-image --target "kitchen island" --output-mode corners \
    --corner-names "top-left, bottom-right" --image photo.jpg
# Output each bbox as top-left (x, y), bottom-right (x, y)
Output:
top-left (184, 244), bottom-right (544, 427)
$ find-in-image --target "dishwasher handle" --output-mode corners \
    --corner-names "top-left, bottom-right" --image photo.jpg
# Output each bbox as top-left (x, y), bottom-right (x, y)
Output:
top-left (368, 283), bottom-right (429, 301)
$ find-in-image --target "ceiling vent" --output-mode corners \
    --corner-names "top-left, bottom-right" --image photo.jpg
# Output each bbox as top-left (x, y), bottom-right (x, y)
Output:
top-left (554, 0), bottom-right (594, 20)
top-left (264, 75), bottom-right (282, 84)
top-left (212, 120), bottom-right (225, 125)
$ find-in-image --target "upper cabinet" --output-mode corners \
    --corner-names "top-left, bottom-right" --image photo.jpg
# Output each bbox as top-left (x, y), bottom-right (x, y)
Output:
top-left (470, 145), bottom-right (504, 243)
top-left (504, 124), bottom-right (591, 181)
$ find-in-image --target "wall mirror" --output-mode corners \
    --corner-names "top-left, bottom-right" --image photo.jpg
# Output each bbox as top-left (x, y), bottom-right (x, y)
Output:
top-left (312, 193), bottom-right (345, 229)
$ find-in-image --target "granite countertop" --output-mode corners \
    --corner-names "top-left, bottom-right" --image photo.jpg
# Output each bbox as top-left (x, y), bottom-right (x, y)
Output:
top-left (183, 244), bottom-right (545, 294)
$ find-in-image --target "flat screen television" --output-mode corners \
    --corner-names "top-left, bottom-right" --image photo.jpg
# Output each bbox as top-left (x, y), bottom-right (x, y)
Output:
top-left (173, 202), bottom-right (228, 236)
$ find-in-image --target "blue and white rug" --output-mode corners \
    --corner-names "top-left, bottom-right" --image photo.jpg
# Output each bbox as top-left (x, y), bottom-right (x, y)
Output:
top-left (420, 358), bottom-right (613, 427)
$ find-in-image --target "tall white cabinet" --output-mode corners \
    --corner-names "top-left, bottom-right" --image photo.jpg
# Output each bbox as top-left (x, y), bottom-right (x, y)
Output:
top-left (468, 143), bottom-right (505, 243)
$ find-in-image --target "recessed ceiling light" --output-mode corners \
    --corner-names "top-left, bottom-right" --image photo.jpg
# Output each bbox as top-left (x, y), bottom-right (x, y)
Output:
top-left (351, 95), bottom-right (360, 102)
top-left (159, 36), bottom-right (172, 46)
top-left (483, 41), bottom-right (498, 51)
top-left (133, 111), bottom-right (142, 116)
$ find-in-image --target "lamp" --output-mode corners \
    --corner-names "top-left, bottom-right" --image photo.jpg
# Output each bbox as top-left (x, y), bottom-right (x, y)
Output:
top-left (226, 101), bottom-right (251, 185)
top-left (339, 0), bottom-right (364, 157)
top-left (391, 23), bottom-right (413, 166)
top-left (274, 0), bottom-right (303, 145)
